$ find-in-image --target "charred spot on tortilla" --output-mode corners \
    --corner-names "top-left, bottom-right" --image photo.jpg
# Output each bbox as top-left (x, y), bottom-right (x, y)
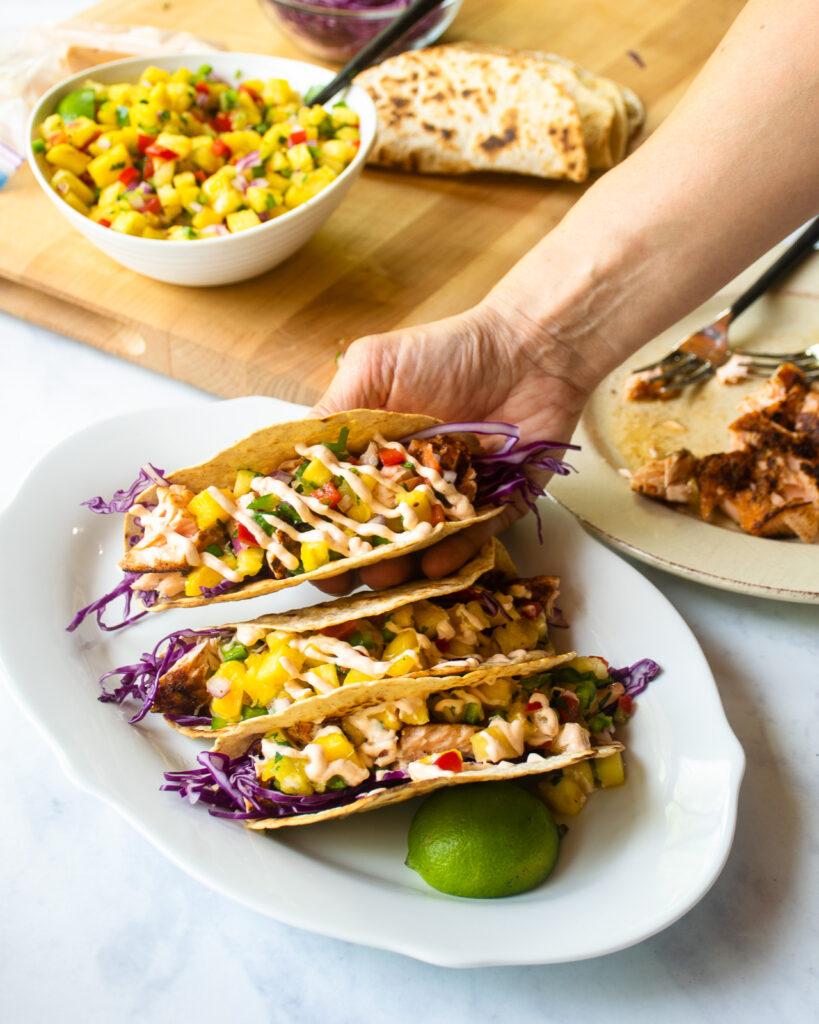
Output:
top-left (479, 126), bottom-right (518, 152)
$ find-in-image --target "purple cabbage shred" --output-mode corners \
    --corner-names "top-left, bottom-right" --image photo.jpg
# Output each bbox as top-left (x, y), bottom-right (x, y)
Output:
top-left (200, 579), bottom-right (240, 599)
top-left (81, 464), bottom-right (167, 514)
top-left (403, 420), bottom-right (580, 542)
top-left (98, 627), bottom-right (231, 724)
top-left (162, 750), bottom-right (409, 820)
top-left (66, 573), bottom-right (153, 633)
top-left (609, 658), bottom-right (661, 697)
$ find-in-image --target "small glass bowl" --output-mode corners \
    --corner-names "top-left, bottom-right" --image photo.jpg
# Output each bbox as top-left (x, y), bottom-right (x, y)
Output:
top-left (259, 0), bottom-right (462, 64)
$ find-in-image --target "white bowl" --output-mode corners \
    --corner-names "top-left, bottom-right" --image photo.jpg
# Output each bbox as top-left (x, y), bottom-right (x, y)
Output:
top-left (27, 52), bottom-right (376, 286)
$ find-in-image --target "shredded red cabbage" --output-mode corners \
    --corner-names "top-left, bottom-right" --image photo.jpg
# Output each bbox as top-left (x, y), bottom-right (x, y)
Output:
top-left (81, 464), bottom-right (167, 514)
top-left (162, 749), bottom-right (409, 819)
top-left (99, 627), bottom-right (231, 724)
top-left (609, 658), bottom-right (661, 697)
top-left (66, 573), bottom-right (153, 633)
top-left (200, 579), bottom-right (240, 599)
top-left (403, 420), bottom-right (580, 541)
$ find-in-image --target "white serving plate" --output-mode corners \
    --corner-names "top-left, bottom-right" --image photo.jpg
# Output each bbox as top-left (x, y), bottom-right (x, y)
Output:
top-left (0, 397), bottom-right (745, 966)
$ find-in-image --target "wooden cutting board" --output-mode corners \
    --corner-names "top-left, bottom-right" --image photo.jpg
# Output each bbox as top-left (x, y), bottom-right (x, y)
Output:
top-left (0, 0), bottom-right (745, 404)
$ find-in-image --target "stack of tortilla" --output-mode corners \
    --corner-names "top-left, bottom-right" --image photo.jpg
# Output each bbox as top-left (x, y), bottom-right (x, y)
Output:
top-left (355, 43), bottom-right (644, 182)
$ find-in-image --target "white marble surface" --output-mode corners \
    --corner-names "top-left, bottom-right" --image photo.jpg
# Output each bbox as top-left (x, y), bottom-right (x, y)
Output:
top-left (2, 4), bottom-right (818, 1020)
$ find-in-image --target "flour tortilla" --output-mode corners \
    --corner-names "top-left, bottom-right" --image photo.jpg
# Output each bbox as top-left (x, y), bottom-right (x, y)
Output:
top-left (123, 409), bottom-right (502, 611)
top-left (246, 744), bottom-right (623, 830)
top-left (355, 46), bottom-right (589, 181)
top-left (355, 45), bottom-right (643, 181)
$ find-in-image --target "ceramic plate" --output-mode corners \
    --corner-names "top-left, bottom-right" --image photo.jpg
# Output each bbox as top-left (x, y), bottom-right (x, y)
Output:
top-left (0, 398), bottom-right (745, 966)
top-left (550, 243), bottom-right (819, 603)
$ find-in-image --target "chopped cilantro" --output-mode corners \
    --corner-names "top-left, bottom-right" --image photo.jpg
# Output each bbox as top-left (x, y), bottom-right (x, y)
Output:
top-left (252, 511), bottom-right (273, 536)
top-left (323, 426), bottom-right (349, 457)
top-left (115, 105), bottom-right (130, 127)
top-left (204, 544), bottom-right (223, 557)
top-left (326, 775), bottom-right (348, 791)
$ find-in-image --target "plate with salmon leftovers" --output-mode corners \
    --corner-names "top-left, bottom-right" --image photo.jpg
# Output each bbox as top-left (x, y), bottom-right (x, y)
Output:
top-left (549, 245), bottom-right (819, 604)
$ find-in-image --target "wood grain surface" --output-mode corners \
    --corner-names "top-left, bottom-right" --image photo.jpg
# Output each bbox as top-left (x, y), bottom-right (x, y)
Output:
top-left (0, 0), bottom-right (745, 403)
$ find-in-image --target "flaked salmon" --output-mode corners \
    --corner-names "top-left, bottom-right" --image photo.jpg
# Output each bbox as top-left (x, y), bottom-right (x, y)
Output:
top-left (629, 363), bottom-right (819, 542)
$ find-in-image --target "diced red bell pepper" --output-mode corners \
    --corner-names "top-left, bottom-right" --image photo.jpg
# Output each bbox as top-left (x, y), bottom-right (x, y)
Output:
top-left (236, 523), bottom-right (258, 546)
top-left (430, 503), bottom-right (446, 526)
top-left (321, 620), bottom-right (359, 641)
top-left (378, 447), bottom-right (405, 467)
top-left (137, 133), bottom-right (157, 155)
top-left (554, 690), bottom-right (580, 723)
top-left (118, 165), bottom-right (140, 186)
top-left (49, 131), bottom-right (68, 147)
top-left (212, 112), bottom-right (233, 133)
top-left (435, 638), bottom-right (451, 654)
top-left (80, 171), bottom-right (95, 188)
top-left (98, 218), bottom-right (112, 228)
top-left (145, 144), bottom-right (179, 161)
top-left (195, 81), bottom-right (210, 94)
top-left (193, 169), bottom-right (206, 182)
top-left (618, 695), bottom-right (634, 716)
top-left (210, 137), bottom-right (231, 158)
top-left (526, 698), bottom-right (545, 712)
top-left (312, 481), bottom-right (342, 508)
top-left (519, 601), bottom-right (543, 621)
top-left (143, 196), bottom-right (162, 215)
top-left (239, 84), bottom-right (261, 103)
top-left (433, 750), bottom-right (463, 773)
top-left (288, 129), bottom-right (308, 147)
top-left (141, 157), bottom-right (155, 179)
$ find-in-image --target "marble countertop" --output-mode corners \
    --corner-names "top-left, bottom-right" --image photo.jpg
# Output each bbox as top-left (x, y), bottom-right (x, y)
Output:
top-left (3, 5), bottom-right (818, 1020)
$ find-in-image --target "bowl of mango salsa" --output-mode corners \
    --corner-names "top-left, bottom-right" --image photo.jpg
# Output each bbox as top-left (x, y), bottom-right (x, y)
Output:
top-left (27, 53), bottom-right (376, 286)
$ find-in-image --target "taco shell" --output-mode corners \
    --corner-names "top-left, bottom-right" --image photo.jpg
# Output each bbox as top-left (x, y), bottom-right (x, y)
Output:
top-left (247, 744), bottom-right (623, 830)
top-left (124, 410), bottom-right (502, 611)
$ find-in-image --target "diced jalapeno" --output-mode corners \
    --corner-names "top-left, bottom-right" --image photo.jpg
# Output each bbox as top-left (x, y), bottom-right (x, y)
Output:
top-left (221, 641), bottom-right (249, 662)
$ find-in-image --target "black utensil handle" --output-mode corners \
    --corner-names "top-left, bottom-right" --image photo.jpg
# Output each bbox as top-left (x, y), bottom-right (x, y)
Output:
top-left (731, 217), bottom-right (819, 320)
top-left (310, 0), bottom-right (445, 107)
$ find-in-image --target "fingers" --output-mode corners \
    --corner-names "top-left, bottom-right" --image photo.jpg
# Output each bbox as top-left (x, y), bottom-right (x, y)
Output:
top-left (359, 552), bottom-right (420, 590)
top-left (311, 570), bottom-right (359, 596)
top-left (420, 505), bottom-right (522, 579)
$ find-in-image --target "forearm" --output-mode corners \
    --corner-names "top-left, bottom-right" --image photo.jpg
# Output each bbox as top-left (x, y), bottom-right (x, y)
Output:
top-left (484, 0), bottom-right (819, 393)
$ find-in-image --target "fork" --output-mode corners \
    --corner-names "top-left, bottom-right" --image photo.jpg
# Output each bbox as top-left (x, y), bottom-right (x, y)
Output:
top-left (632, 217), bottom-right (819, 392)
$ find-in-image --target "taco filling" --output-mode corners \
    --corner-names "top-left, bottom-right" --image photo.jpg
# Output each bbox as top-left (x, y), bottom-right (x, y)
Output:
top-left (122, 431), bottom-right (477, 600)
top-left (163, 656), bottom-right (656, 825)
top-left (103, 571), bottom-right (561, 728)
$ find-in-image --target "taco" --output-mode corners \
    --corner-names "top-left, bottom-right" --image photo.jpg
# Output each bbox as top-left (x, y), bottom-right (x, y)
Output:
top-left (100, 539), bottom-right (569, 738)
top-left (162, 656), bottom-right (659, 829)
top-left (68, 411), bottom-right (576, 631)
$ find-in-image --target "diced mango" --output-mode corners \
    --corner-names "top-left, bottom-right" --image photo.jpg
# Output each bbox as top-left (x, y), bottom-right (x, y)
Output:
top-left (344, 669), bottom-right (376, 686)
top-left (155, 132), bottom-right (192, 158)
top-left (46, 143), bottom-right (91, 177)
top-left (225, 209), bottom-right (261, 233)
top-left (568, 656), bottom-right (611, 680)
top-left (188, 490), bottom-right (230, 530)
top-left (51, 168), bottom-right (95, 205)
top-left (594, 751), bottom-right (626, 788)
top-left (65, 116), bottom-right (100, 149)
top-left (87, 143), bottom-right (131, 187)
top-left (261, 754), bottom-right (313, 794)
top-left (565, 760), bottom-right (596, 794)
top-left (312, 729), bottom-right (354, 761)
top-left (185, 564), bottom-right (223, 597)
top-left (492, 619), bottom-right (541, 656)
top-left (402, 488), bottom-right (432, 523)
top-left (236, 546), bottom-right (265, 578)
top-left (302, 457), bottom-right (332, 487)
top-left (301, 540), bottom-right (330, 572)
top-left (58, 190), bottom-right (91, 216)
top-left (412, 601), bottom-right (449, 635)
top-left (538, 774), bottom-right (587, 817)
top-left (233, 468), bottom-right (258, 496)
top-left (310, 663), bottom-right (339, 690)
top-left (396, 697), bottom-right (429, 725)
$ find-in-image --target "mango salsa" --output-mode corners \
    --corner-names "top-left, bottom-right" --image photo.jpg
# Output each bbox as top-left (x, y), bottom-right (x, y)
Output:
top-left (34, 66), bottom-right (361, 240)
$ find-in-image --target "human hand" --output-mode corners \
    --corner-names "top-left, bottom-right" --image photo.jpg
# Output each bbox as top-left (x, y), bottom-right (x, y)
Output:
top-left (309, 296), bottom-right (592, 594)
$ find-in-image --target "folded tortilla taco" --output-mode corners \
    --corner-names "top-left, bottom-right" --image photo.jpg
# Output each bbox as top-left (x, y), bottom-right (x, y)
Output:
top-left (162, 656), bottom-right (659, 829)
top-left (355, 44), bottom-right (643, 182)
top-left (68, 411), bottom-right (576, 631)
top-left (100, 538), bottom-right (570, 738)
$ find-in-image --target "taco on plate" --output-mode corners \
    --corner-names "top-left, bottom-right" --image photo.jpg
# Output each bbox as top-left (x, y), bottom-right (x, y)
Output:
top-left (100, 539), bottom-right (569, 737)
top-left (69, 411), bottom-right (575, 631)
top-left (162, 655), bottom-right (658, 829)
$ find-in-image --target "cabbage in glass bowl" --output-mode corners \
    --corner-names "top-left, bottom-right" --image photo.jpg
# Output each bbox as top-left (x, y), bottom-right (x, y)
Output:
top-left (259, 0), bottom-right (462, 64)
